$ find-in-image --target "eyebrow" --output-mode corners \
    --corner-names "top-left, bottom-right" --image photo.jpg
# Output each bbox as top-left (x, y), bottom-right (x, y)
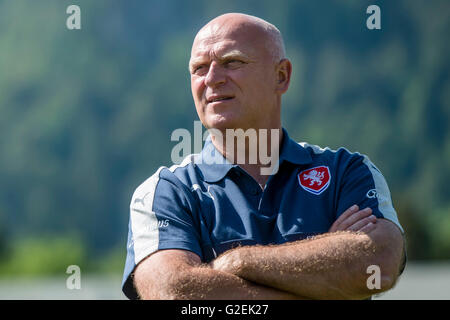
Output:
top-left (220, 50), bottom-right (252, 61)
top-left (189, 50), bottom-right (253, 72)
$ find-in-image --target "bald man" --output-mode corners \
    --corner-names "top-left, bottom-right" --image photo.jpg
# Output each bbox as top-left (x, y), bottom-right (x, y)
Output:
top-left (122, 13), bottom-right (406, 300)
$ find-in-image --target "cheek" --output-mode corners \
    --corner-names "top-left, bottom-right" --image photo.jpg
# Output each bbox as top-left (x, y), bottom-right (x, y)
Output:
top-left (191, 78), bottom-right (206, 116)
top-left (239, 68), bottom-right (272, 92)
top-left (252, 72), bottom-right (275, 97)
top-left (191, 79), bottom-right (204, 103)
top-left (191, 74), bottom-right (202, 91)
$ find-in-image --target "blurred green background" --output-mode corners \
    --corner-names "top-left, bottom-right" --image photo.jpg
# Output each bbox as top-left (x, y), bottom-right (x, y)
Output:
top-left (0, 0), bottom-right (449, 298)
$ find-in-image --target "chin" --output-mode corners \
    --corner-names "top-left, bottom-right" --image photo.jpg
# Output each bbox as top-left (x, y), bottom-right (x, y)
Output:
top-left (204, 114), bottom-right (240, 132)
top-left (205, 122), bottom-right (232, 134)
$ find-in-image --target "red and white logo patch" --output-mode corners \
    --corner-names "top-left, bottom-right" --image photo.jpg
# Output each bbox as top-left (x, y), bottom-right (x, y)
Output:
top-left (298, 166), bottom-right (331, 195)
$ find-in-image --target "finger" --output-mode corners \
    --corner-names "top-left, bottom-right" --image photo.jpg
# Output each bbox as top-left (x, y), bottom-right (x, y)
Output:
top-left (329, 205), bottom-right (359, 232)
top-left (335, 205), bottom-right (359, 225)
top-left (330, 207), bottom-right (373, 232)
top-left (358, 221), bottom-right (377, 234)
top-left (346, 215), bottom-right (377, 232)
top-left (338, 207), bottom-right (373, 231)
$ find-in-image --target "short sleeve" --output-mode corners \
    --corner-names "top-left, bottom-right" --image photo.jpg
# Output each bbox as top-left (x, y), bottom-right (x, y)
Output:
top-left (336, 153), bottom-right (404, 234)
top-left (335, 153), bottom-right (406, 276)
top-left (121, 167), bottom-right (203, 300)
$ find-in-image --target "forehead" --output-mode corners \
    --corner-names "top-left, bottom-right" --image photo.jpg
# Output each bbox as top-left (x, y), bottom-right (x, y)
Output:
top-left (191, 40), bottom-right (248, 62)
top-left (190, 24), bottom-right (267, 61)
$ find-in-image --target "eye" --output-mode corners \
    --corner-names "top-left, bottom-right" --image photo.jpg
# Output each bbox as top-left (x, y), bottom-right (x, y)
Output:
top-left (192, 64), bottom-right (207, 75)
top-left (224, 59), bottom-right (244, 68)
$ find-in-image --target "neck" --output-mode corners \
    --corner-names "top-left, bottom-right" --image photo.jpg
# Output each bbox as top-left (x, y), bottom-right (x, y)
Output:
top-left (209, 125), bottom-right (283, 188)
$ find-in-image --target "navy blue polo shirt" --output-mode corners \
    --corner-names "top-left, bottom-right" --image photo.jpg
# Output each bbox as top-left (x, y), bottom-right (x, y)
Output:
top-left (122, 128), bottom-right (403, 299)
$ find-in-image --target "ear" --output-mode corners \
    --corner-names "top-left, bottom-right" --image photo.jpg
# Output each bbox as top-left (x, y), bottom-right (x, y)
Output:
top-left (275, 58), bottom-right (292, 94)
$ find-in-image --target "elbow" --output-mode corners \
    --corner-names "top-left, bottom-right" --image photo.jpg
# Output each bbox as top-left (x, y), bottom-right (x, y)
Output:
top-left (374, 244), bottom-right (404, 293)
top-left (353, 253), bottom-right (402, 299)
top-left (347, 247), bottom-right (403, 299)
top-left (135, 271), bottom-right (194, 300)
top-left (378, 264), bottom-right (401, 292)
top-left (340, 270), bottom-right (397, 300)
top-left (359, 272), bottom-right (398, 299)
top-left (381, 273), bottom-right (397, 291)
top-left (357, 219), bottom-right (405, 298)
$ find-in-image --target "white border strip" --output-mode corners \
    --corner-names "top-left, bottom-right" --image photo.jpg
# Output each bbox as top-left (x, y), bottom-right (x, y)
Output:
top-left (130, 154), bottom-right (197, 264)
top-left (362, 156), bottom-right (404, 233)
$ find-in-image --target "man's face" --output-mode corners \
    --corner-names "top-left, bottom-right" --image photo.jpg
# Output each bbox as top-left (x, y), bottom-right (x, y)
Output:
top-left (189, 22), bottom-right (279, 132)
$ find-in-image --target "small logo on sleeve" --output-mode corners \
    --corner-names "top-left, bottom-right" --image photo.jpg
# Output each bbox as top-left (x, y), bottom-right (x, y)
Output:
top-left (157, 219), bottom-right (170, 228)
top-left (366, 189), bottom-right (378, 199)
top-left (298, 166), bottom-right (331, 195)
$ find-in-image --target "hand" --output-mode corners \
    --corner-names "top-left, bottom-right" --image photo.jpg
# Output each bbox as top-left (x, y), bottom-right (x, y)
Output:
top-left (329, 205), bottom-right (377, 233)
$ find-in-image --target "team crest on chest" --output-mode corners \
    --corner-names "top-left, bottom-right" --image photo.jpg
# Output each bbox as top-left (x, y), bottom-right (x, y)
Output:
top-left (298, 166), bottom-right (331, 195)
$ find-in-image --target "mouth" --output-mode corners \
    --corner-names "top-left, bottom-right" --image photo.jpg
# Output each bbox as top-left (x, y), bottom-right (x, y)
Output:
top-left (207, 96), bottom-right (234, 104)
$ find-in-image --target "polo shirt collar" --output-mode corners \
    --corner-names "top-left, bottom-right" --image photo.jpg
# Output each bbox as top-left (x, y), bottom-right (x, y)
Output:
top-left (195, 136), bottom-right (236, 183)
top-left (196, 128), bottom-right (312, 183)
top-left (278, 128), bottom-right (312, 165)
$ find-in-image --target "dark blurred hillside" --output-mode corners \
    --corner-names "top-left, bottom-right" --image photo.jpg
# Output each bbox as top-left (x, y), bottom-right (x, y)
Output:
top-left (0, 0), bottom-right (449, 275)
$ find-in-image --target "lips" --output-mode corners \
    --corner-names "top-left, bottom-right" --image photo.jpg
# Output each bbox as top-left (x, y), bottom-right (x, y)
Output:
top-left (206, 96), bottom-right (234, 104)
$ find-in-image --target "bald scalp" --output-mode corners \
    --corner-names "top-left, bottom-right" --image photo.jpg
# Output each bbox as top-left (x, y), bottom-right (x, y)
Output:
top-left (193, 13), bottom-right (286, 63)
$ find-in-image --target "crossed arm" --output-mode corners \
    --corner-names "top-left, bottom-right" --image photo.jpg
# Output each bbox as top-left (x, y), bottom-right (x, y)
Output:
top-left (133, 205), bottom-right (405, 300)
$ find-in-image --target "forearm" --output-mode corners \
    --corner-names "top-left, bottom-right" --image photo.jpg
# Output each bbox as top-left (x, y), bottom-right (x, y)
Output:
top-left (214, 226), bottom-right (403, 300)
top-left (238, 233), bottom-right (377, 299)
top-left (166, 265), bottom-right (304, 300)
top-left (134, 252), bottom-right (304, 300)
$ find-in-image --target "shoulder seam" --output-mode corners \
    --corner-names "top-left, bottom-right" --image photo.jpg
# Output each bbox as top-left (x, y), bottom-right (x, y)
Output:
top-left (299, 142), bottom-right (362, 157)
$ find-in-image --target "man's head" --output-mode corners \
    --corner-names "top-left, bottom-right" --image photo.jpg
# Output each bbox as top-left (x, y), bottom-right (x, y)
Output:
top-left (189, 13), bottom-right (292, 133)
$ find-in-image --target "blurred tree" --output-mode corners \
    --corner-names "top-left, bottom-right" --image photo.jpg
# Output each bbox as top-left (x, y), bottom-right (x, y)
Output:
top-left (0, 234), bottom-right (87, 277)
top-left (0, 0), bottom-right (449, 276)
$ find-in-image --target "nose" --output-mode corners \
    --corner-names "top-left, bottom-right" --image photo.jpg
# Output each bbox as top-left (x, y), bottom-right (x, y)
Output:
top-left (204, 61), bottom-right (226, 88)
